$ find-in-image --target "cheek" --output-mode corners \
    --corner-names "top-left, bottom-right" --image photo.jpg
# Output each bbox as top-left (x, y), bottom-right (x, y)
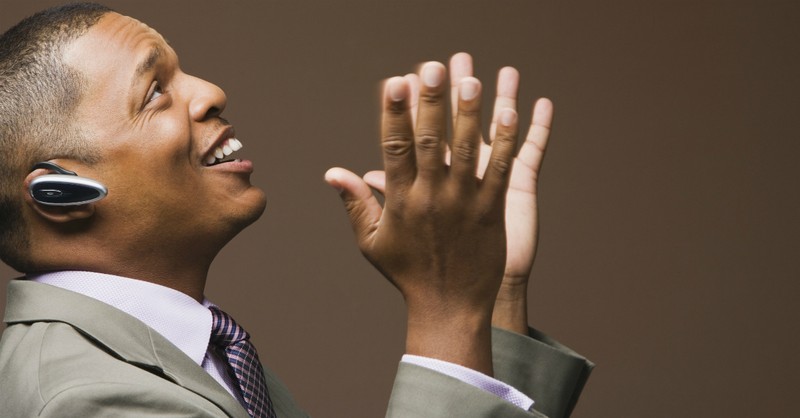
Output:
top-left (121, 119), bottom-right (193, 169)
top-left (100, 122), bottom-right (198, 199)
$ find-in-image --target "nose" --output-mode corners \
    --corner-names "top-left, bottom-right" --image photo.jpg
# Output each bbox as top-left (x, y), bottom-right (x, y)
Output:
top-left (188, 75), bottom-right (227, 121)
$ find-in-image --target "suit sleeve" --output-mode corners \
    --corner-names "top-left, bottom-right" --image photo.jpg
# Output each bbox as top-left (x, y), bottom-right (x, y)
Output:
top-left (385, 327), bottom-right (593, 418)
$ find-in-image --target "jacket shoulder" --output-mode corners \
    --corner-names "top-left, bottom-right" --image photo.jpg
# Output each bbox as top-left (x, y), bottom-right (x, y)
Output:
top-left (0, 321), bottom-right (225, 417)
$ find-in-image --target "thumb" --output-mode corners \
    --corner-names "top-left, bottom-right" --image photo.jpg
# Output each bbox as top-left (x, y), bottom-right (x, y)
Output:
top-left (363, 170), bottom-right (386, 194)
top-left (324, 167), bottom-right (382, 245)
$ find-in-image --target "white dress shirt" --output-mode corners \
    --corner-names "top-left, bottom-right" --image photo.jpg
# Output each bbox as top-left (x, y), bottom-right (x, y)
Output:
top-left (30, 271), bottom-right (533, 411)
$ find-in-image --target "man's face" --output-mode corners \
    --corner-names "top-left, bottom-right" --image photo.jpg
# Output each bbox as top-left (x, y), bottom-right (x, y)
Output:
top-left (61, 13), bottom-right (266, 255)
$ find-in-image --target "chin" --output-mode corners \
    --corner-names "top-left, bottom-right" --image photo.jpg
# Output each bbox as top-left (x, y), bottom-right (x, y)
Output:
top-left (228, 188), bottom-right (268, 232)
top-left (198, 187), bottom-right (267, 256)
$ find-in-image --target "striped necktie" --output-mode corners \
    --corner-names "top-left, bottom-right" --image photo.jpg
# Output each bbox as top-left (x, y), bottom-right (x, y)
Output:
top-left (209, 306), bottom-right (277, 418)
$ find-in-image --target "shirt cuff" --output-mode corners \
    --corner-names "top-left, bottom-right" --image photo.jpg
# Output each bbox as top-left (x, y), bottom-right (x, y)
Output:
top-left (401, 354), bottom-right (535, 411)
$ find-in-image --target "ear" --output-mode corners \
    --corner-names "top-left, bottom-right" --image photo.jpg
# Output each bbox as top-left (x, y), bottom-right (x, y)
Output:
top-left (24, 168), bottom-right (96, 223)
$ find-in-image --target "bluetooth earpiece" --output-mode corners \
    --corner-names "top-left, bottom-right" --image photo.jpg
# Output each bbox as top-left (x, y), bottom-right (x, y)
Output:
top-left (29, 161), bottom-right (107, 206)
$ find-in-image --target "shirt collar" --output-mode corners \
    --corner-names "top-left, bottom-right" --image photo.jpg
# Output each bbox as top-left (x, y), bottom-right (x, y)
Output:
top-left (29, 271), bottom-right (213, 366)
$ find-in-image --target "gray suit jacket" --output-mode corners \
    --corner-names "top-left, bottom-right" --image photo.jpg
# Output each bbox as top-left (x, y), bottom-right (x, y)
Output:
top-left (0, 280), bottom-right (592, 417)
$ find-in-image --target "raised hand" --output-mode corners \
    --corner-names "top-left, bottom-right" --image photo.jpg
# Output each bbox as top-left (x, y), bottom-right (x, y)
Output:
top-left (450, 53), bottom-right (553, 334)
top-left (325, 61), bottom-right (521, 374)
top-left (352, 53), bottom-right (554, 335)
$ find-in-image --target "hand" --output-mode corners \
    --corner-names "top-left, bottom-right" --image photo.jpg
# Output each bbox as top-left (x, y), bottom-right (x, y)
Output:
top-left (326, 60), bottom-right (521, 374)
top-left (350, 53), bottom-right (554, 335)
top-left (449, 53), bottom-right (553, 334)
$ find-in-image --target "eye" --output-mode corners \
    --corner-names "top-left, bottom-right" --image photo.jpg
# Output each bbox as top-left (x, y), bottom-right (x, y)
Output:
top-left (147, 81), bottom-right (164, 103)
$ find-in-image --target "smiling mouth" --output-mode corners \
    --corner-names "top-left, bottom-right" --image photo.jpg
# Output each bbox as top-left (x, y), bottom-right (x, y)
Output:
top-left (204, 137), bottom-right (243, 166)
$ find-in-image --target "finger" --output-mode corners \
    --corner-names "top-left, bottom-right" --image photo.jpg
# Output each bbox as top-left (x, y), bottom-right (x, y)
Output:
top-left (449, 52), bottom-right (474, 123)
top-left (414, 62), bottom-right (448, 183)
top-left (517, 98), bottom-right (553, 173)
top-left (489, 67), bottom-right (519, 141)
top-left (481, 108), bottom-right (519, 198)
top-left (324, 167), bottom-right (383, 245)
top-left (405, 73), bottom-right (420, 127)
top-left (381, 77), bottom-right (416, 194)
top-left (363, 170), bottom-right (386, 194)
top-left (472, 142), bottom-right (492, 180)
top-left (450, 77), bottom-right (483, 183)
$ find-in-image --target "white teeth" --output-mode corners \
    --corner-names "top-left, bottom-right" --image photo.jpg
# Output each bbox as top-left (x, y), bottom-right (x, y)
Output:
top-left (205, 138), bottom-right (244, 166)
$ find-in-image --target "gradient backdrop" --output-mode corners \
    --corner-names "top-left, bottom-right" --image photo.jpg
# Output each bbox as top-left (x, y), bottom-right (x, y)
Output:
top-left (2, 1), bottom-right (798, 417)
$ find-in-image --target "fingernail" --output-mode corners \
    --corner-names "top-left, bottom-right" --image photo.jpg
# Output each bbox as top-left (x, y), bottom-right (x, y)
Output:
top-left (499, 108), bottom-right (517, 127)
top-left (388, 77), bottom-right (407, 102)
top-left (422, 62), bottom-right (444, 88)
top-left (460, 78), bottom-right (480, 101)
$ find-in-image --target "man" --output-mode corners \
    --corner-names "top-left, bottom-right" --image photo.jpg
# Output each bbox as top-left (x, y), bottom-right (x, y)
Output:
top-left (0, 3), bottom-right (592, 418)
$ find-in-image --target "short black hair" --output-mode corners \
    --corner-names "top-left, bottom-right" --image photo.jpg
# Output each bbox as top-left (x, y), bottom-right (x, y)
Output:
top-left (0, 3), bottom-right (112, 272)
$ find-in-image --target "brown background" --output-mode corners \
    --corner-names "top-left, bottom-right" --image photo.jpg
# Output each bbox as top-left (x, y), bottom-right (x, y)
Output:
top-left (2, 1), bottom-right (799, 417)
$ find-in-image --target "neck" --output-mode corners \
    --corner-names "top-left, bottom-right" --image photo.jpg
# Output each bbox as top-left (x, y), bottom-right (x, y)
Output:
top-left (34, 238), bottom-right (218, 302)
top-left (96, 250), bottom-right (215, 302)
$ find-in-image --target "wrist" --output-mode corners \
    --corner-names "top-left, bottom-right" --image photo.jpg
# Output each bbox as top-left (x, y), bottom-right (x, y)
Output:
top-left (405, 303), bottom-right (494, 376)
top-left (492, 281), bottom-right (529, 335)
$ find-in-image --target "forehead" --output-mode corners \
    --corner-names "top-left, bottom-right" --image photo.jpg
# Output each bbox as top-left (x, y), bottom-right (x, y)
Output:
top-left (61, 13), bottom-right (173, 127)
top-left (64, 12), bottom-right (167, 67)
top-left (62, 12), bottom-right (170, 89)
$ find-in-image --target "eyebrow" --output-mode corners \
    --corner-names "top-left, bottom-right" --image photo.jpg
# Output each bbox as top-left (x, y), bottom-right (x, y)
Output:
top-left (133, 45), bottom-right (163, 82)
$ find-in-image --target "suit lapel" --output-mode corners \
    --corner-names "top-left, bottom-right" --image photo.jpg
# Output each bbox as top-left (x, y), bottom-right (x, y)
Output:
top-left (4, 280), bottom-right (250, 418)
top-left (147, 324), bottom-right (251, 418)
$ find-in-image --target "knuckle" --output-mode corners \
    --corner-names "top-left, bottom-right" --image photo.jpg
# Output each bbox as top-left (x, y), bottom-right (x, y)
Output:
top-left (419, 90), bottom-right (444, 106)
top-left (386, 100), bottom-right (408, 115)
top-left (452, 140), bottom-right (478, 162)
top-left (488, 156), bottom-right (512, 177)
top-left (406, 190), bottom-right (441, 217)
top-left (415, 129), bottom-right (442, 151)
top-left (494, 130), bottom-right (517, 144)
top-left (415, 198), bottom-right (438, 216)
top-left (456, 107), bottom-right (480, 120)
top-left (382, 134), bottom-right (413, 157)
top-left (343, 198), bottom-right (364, 220)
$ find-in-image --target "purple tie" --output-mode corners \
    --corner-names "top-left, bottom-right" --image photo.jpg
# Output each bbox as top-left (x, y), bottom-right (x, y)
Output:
top-left (209, 306), bottom-right (277, 418)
